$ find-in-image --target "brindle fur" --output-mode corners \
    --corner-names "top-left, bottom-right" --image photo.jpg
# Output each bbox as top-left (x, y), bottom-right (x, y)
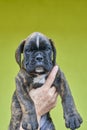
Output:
top-left (9, 32), bottom-right (83, 130)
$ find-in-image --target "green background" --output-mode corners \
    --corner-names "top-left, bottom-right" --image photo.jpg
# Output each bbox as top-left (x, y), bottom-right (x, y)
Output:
top-left (0, 0), bottom-right (87, 130)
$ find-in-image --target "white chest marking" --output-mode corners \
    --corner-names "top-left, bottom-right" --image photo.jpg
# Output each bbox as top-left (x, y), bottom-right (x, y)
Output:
top-left (33, 74), bottom-right (47, 84)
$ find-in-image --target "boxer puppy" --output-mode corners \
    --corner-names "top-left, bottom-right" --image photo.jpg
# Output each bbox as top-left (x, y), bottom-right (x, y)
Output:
top-left (9, 32), bottom-right (83, 130)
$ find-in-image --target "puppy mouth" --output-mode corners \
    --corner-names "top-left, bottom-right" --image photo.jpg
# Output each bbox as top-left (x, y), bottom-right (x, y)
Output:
top-left (35, 67), bottom-right (44, 73)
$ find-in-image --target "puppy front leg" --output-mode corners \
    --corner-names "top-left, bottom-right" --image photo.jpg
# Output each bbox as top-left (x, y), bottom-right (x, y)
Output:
top-left (15, 75), bottom-right (38, 130)
top-left (55, 69), bottom-right (83, 130)
top-left (8, 91), bottom-right (22, 130)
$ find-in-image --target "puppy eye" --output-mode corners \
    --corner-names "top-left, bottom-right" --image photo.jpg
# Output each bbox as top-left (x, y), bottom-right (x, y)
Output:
top-left (25, 48), bottom-right (36, 54)
top-left (46, 47), bottom-right (51, 51)
top-left (40, 45), bottom-right (51, 51)
top-left (25, 49), bottom-right (31, 54)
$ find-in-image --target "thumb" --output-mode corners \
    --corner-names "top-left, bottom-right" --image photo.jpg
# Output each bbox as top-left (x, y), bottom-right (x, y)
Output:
top-left (44, 65), bottom-right (58, 89)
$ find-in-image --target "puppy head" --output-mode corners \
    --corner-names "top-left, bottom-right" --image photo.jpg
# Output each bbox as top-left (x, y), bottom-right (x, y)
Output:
top-left (15, 32), bottom-right (56, 74)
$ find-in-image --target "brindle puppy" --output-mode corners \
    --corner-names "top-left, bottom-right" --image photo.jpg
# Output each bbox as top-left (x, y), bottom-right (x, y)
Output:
top-left (8, 32), bottom-right (83, 130)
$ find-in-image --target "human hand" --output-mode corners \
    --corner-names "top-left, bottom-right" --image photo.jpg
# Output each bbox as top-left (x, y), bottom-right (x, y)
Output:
top-left (29, 65), bottom-right (58, 123)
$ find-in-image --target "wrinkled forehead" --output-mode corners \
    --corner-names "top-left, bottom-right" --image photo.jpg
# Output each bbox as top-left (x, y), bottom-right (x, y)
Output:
top-left (25, 32), bottom-right (51, 49)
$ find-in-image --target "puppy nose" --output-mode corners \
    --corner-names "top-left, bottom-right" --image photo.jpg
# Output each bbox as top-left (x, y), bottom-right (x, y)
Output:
top-left (35, 54), bottom-right (44, 62)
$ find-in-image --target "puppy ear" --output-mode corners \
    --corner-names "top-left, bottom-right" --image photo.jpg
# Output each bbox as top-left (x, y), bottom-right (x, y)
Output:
top-left (15, 40), bottom-right (25, 68)
top-left (49, 39), bottom-right (56, 65)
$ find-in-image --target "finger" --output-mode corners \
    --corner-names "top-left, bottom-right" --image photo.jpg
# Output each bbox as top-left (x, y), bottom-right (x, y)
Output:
top-left (51, 92), bottom-right (58, 107)
top-left (20, 122), bottom-right (24, 130)
top-left (44, 65), bottom-right (58, 88)
top-left (54, 92), bottom-right (58, 101)
top-left (48, 87), bottom-right (56, 97)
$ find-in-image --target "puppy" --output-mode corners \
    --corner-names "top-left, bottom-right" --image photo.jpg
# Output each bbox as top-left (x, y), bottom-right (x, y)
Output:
top-left (9, 32), bottom-right (83, 130)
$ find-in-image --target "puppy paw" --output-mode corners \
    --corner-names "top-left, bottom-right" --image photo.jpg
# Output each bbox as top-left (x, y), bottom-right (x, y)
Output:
top-left (22, 121), bottom-right (38, 130)
top-left (22, 114), bottom-right (38, 130)
top-left (65, 113), bottom-right (83, 130)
